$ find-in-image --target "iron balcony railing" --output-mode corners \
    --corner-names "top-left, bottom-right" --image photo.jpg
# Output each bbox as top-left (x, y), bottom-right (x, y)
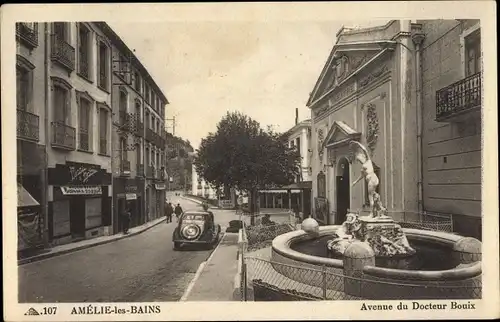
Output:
top-left (17, 109), bottom-right (40, 142)
top-left (137, 164), bottom-right (145, 177)
top-left (16, 23), bottom-right (38, 48)
top-left (121, 160), bottom-right (131, 176)
top-left (436, 72), bottom-right (481, 121)
top-left (51, 34), bottom-right (75, 72)
top-left (51, 121), bottom-right (76, 150)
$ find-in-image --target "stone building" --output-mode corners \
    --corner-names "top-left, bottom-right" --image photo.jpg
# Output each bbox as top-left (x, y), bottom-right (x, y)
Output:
top-left (97, 23), bottom-right (169, 233)
top-left (42, 22), bottom-right (114, 245)
top-left (418, 20), bottom-right (482, 239)
top-left (15, 22), bottom-right (170, 249)
top-left (307, 21), bottom-right (422, 225)
top-left (258, 109), bottom-right (313, 216)
top-left (16, 23), bottom-right (48, 251)
top-left (191, 160), bottom-right (217, 199)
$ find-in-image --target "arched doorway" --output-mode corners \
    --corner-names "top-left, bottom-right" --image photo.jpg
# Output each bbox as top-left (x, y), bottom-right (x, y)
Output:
top-left (335, 157), bottom-right (350, 224)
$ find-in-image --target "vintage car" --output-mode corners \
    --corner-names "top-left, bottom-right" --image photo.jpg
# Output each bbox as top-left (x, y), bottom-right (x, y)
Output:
top-left (172, 210), bottom-right (221, 250)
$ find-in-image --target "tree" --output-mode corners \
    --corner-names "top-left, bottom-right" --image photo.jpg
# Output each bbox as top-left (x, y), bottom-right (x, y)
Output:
top-left (194, 111), bottom-right (301, 224)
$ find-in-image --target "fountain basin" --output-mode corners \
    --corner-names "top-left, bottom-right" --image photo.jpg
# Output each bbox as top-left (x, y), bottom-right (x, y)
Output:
top-left (271, 226), bottom-right (481, 299)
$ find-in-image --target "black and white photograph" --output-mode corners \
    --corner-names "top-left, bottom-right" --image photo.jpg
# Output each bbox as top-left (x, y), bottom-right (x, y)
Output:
top-left (2, 2), bottom-right (498, 321)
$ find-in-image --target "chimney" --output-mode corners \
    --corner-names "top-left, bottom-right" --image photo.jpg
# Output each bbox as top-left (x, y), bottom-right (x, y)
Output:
top-left (295, 108), bottom-right (299, 125)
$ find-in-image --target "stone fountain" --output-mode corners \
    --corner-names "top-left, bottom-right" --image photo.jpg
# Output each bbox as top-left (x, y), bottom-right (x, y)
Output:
top-left (327, 141), bottom-right (415, 258)
top-left (268, 140), bottom-right (482, 300)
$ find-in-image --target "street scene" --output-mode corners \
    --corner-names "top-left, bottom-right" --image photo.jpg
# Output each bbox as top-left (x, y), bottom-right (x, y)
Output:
top-left (14, 17), bottom-right (484, 304)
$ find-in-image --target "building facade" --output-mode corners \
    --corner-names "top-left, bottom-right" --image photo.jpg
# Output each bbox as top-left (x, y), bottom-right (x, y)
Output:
top-left (191, 162), bottom-right (217, 199)
top-left (16, 23), bottom-right (48, 251)
top-left (15, 22), bottom-right (170, 249)
top-left (418, 20), bottom-right (482, 239)
top-left (43, 22), bottom-right (114, 245)
top-left (307, 21), bottom-right (422, 225)
top-left (97, 24), bottom-right (169, 234)
top-left (258, 113), bottom-right (313, 216)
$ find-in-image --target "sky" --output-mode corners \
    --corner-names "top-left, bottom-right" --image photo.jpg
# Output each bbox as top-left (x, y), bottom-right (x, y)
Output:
top-left (109, 20), bottom-right (388, 149)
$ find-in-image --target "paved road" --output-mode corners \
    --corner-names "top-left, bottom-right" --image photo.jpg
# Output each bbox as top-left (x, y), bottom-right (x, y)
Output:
top-left (18, 195), bottom-right (238, 303)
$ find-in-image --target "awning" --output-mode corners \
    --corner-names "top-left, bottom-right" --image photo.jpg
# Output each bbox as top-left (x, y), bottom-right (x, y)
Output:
top-left (61, 186), bottom-right (102, 195)
top-left (282, 181), bottom-right (312, 190)
top-left (125, 193), bottom-right (137, 200)
top-left (17, 183), bottom-right (40, 207)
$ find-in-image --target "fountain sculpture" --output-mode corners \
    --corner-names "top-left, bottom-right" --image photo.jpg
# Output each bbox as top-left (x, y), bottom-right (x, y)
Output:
top-left (326, 140), bottom-right (416, 257)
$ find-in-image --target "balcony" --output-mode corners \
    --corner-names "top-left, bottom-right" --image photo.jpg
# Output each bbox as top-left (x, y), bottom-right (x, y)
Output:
top-left (436, 72), bottom-right (481, 122)
top-left (51, 122), bottom-right (76, 150)
top-left (16, 23), bottom-right (38, 49)
top-left (51, 34), bottom-right (75, 72)
top-left (155, 168), bottom-right (166, 182)
top-left (137, 164), bottom-right (145, 177)
top-left (17, 109), bottom-right (40, 142)
top-left (121, 160), bottom-right (131, 176)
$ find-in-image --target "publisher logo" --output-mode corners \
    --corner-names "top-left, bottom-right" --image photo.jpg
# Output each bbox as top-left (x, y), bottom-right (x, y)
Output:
top-left (25, 308), bottom-right (40, 316)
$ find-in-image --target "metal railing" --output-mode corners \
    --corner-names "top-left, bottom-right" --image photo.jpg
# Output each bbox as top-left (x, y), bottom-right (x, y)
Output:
top-left (436, 72), bottom-right (481, 121)
top-left (17, 109), bottom-right (40, 142)
top-left (16, 23), bottom-right (38, 48)
top-left (146, 128), bottom-right (154, 143)
top-left (393, 211), bottom-right (454, 233)
top-left (243, 257), bottom-right (481, 301)
top-left (51, 121), bottom-right (76, 150)
top-left (51, 34), bottom-right (75, 71)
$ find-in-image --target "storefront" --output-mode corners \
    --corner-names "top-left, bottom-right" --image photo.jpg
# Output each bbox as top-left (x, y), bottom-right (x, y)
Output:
top-left (48, 161), bottom-right (112, 245)
top-left (258, 181), bottom-right (311, 217)
top-left (113, 177), bottom-right (145, 233)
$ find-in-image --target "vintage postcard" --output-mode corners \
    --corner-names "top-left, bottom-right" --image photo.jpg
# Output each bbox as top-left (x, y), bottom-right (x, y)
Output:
top-left (1, 1), bottom-right (498, 321)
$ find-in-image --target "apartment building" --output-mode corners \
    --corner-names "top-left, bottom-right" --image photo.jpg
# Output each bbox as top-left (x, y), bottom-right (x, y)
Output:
top-left (16, 22), bottom-right (169, 250)
top-left (96, 24), bottom-right (169, 233)
top-left (418, 19), bottom-right (482, 239)
top-left (16, 23), bottom-right (48, 251)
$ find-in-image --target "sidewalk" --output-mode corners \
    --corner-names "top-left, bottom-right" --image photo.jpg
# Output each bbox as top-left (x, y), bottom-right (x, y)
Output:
top-left (181, 232), bottom-right (240, 301)
top-left (18, 216), bottom-right (167, 266)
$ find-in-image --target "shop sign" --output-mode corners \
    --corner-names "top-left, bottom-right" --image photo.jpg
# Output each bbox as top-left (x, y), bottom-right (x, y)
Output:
top-left (155, 183), bottom-right (167, 190)
top-left (125, 193), bottom-right (137, 200)
top-left (125, 185), bottom-right (137, 193)
top-left (49, 162), bottom-right (111, 186)
top-left (61, 186), bottom-right (102, 195)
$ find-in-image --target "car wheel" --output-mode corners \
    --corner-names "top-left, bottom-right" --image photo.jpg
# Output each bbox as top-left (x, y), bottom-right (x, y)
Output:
top-left (173, 242), bottom-right (181, 250)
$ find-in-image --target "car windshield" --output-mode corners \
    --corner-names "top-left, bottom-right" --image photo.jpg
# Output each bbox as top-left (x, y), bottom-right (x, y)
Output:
top-left (183, 214), bottom-right (205, 221)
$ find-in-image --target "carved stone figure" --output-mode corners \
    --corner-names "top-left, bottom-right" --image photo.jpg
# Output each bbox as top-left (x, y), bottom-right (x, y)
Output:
top-left (326, 212), bottom-right (361, 256)
top-left (349, 140), bottom-right (380, 216)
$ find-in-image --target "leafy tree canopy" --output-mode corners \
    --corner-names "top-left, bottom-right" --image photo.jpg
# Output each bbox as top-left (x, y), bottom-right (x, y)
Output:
top-left (194, 111), bottom-right (301, 195)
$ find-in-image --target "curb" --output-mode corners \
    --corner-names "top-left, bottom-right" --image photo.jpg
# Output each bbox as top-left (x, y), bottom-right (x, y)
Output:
top-left (180, 230), bottom-right (227, 301)
top-left (18, 217), bottom-right (167, 266)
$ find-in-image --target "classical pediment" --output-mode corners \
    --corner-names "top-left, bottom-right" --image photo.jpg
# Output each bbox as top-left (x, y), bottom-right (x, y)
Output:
top-left (321, 121), bottom-right (361, 151)
top-left (307, 40), bottom-right (396, 108)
